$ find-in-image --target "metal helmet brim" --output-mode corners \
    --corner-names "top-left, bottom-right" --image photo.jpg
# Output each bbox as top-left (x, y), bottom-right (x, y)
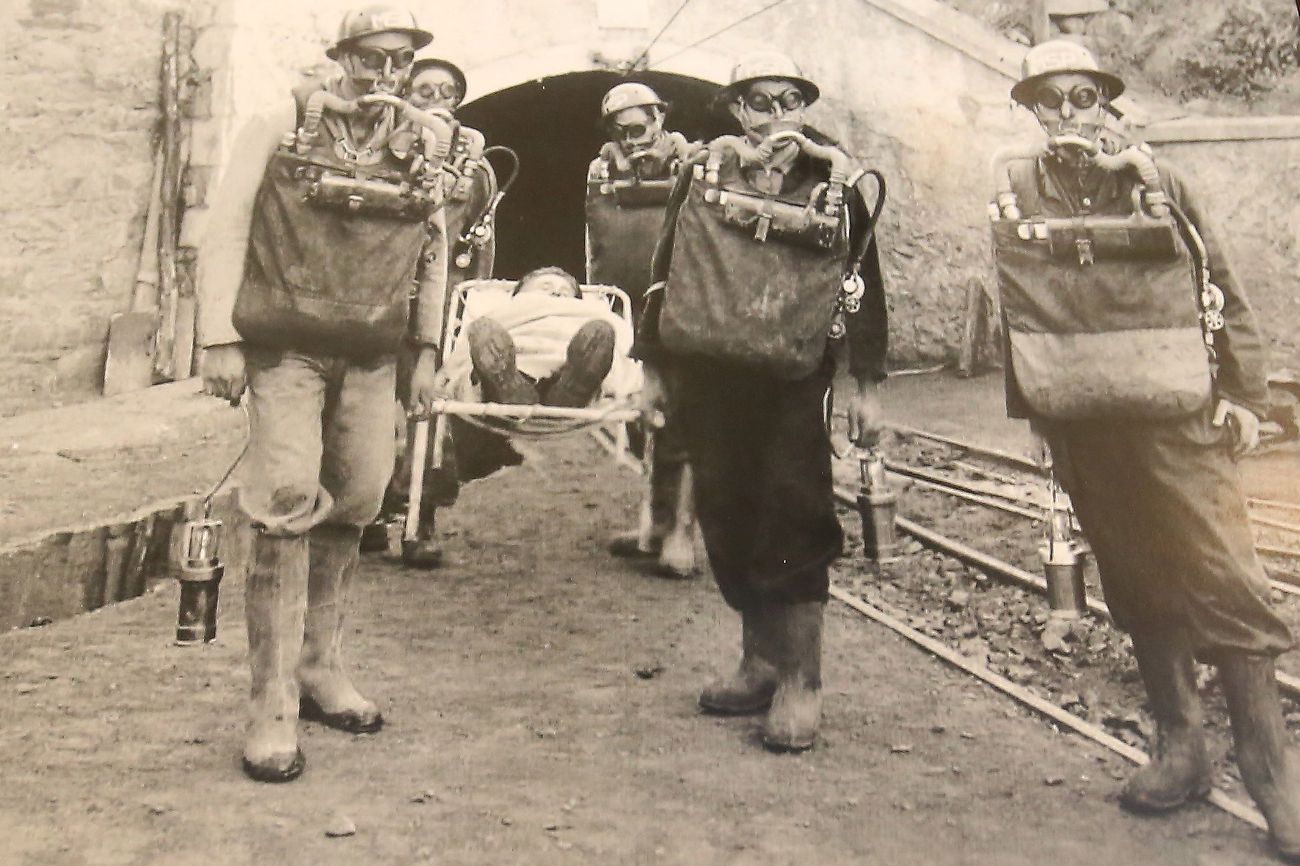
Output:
top-left (711, 54), bottom-right (821, 114)
top-left (409, 57), bottom-right (468, 100)
top-left (1010, 39), bottom-right (1125, 106)
top-left (325, 6), bottom-right (434, 60)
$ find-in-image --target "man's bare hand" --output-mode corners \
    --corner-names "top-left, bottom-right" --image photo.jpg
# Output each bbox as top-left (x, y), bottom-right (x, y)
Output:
top-left (200, 343), bottom-right (247, 404)
top-left (638, 365), bottom-right (668, 427)
top-left (408, 347), bottom-right (442, 419)
top-left (846, 381), bottom-right (884, 447)
top-left (1213, 398), bottom-right (1261, 457)
top-left (1028, 420), bottom-right (1052, 471)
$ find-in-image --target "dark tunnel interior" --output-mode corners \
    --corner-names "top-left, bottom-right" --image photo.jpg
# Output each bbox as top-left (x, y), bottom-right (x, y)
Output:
top-left (457, 71), bottom-right (735, 282)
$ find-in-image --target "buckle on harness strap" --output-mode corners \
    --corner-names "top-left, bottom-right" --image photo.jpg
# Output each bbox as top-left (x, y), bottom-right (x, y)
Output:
top-left (1075, 236), bottom-right (1094, 266)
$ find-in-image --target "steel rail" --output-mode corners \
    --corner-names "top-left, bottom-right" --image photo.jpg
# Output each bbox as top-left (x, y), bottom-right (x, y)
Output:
top-left (826, 584), bottom-right (1267, 831)
top-left (888, 425), bottom-right (1300, 537)
top-left (885, 460), bottom-right (1046, 511)
top-left (854, 459), bottom-right (1300, 597)
top-left (831, 486), bottom-right (1300, 699)
top-left (1252, 514), bottom-right (1300, 536)
top-left (1253, 498), bottom-right (1300, 515)
top-left (1260, 544), bottom-right (1300, 562)
top-left (886, 422), bottom-right (1042, 473)
top-left (604, 444), bottom-right (1270, 832)
top-left (891, 472), bottom-right (1045, 522)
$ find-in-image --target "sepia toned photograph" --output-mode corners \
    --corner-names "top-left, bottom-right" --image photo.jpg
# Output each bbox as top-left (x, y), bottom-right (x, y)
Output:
top-left (2, 0), bottom-right (1300, 862)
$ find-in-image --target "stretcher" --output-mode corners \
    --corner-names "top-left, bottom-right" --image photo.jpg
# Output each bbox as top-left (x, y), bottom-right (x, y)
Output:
top-left (404, 278), bottom-right (652, 549)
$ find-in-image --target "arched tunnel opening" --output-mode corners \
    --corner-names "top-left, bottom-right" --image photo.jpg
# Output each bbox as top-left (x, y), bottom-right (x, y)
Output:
top-left (457, 70), bottom-right (734, 281)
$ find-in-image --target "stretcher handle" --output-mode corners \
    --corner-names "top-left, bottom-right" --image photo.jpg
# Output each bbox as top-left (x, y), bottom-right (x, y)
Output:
top-left (404, 419), bottom-right (429, 543)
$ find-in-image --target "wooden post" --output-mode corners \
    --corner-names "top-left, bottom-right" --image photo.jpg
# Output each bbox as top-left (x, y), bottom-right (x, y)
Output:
top-left (956, 277), bottom-right (990, 378)
top-left (154, 11), bottom-right (184, 381)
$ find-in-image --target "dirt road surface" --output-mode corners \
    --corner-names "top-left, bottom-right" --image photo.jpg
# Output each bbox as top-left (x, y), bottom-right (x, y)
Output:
top-left (0, 432), bottom-right (1285, 866)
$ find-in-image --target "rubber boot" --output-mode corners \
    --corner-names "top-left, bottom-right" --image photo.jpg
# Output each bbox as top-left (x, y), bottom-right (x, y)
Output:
top-left (1119, 631), bottom-right (1212, 813)
top-left (762, 601), bottom-right (824, 753)
top-left (1219, 653), bottom-right (1300, 862)
top-left (297, 525), bottom-right (384, 734)
top-left (699, 607), bottom-right (778, 715)
top-left (359, 518), bottom-right (390, 553)
top-left (544, 320), bottom-right (616, 408)
top-left (467, 318), bottom-right (538, 405)
top-left (655, 462), bottom-right (697, 579)
top-left (401, 509), bottom-right (443, 570)
top-left (609, 460), bottom-right (696, 578)
top-left (608, 458), bottom-right (676, 559)
top-left (243, 533), bottom-right (308, 782)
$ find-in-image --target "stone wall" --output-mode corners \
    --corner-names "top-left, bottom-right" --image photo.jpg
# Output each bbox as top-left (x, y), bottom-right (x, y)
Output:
top-left (5, 0), bottom-right (1293, 419)
top-left (0, 0), bottom-right (222, 417)
top-left (1150, 138), bottom-right (1300, 369)
top-left (191, 0), bottom-right (1300, 372)
top-left (195, 0), bottom-right (1039, 366)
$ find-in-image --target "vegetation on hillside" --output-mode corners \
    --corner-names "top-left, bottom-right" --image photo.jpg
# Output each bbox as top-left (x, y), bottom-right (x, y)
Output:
top-left (940, 0), bottom-right (1300, 115)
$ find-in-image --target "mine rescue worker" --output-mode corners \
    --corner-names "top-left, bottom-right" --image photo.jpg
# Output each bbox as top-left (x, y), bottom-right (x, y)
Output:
top-left (992, 41), bottom-right (1299, 858)
top-left (198, 6), bottom-right (448, 782)
top-left (366, 55), bottom-right (504, 568)
top-left (586, 82), bottom-right (699, 579)
top-left (637, 54), bottom-right (888, 752)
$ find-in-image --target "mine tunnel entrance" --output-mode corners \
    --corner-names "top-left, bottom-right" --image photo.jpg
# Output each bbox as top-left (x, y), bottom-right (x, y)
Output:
top-left (457, 70), bottom-right (733, 281)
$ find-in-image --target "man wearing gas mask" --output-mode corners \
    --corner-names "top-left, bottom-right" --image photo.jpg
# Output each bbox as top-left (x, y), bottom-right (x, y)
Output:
top-left (587, 83), bottom-right (699, 579)
top-left (637, 54), bottom-right (888, 752)
top-left (990, 41), bottom-right (1298, 860)
top-left (366, 55), bottom-right (506, 569)
top-left (198, 6), bottom-right (449, 783)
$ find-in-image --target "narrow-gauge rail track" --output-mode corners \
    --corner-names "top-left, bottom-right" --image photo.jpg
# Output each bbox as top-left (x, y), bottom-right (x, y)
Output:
top-left (829, 484), bottom-right (1300, 702)
top-left (599, 420), bottom-right (1299, 840)
top-left (826, 483), bottom-right (1274, 832)
top-left (877, 434), bottom-right (1300, 568)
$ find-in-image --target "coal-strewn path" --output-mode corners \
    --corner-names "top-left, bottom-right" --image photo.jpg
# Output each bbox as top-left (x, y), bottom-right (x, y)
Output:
top-left (0, 432), bottom-right (1278, 866)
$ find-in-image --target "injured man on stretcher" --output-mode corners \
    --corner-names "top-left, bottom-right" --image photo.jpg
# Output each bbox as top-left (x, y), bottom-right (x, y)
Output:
top-left (433, 266), bottom-right (640, 408)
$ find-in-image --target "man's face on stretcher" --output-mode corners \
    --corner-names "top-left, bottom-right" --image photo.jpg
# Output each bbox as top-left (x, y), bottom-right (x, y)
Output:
top-left (514, 272), bottom-right (581, 299)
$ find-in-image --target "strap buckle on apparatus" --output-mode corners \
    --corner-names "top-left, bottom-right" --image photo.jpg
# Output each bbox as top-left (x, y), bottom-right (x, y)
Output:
top-left (1075, 236), bottom-right (1094, 266)
top-left (755, 206), bottom-right (773, 243)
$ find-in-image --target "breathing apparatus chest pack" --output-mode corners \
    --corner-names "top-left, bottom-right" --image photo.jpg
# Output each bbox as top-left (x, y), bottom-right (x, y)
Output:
top-left (992, 155), bottom-right (1216, 420)
top-left (233, 84), bottom-right (440, 360)
top-left (658, 137), bottom-right (860, 379)
top-left (585, 134), bottom-right (694, 304)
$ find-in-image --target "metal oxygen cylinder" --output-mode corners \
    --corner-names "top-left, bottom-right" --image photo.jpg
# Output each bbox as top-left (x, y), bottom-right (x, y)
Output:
top-left (857, 448), bottom-right (901, 563)
top-left (175, 514), bottom-right (224, 645)
top-left (1040, 474), bottom-right (1086, 617)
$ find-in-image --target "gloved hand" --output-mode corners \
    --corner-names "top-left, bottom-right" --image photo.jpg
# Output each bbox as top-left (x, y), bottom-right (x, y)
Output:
top-left (1213, 398), bottom-right (1261, 457)
top-left (846, 380), bottom-right (884, 447)
top-left (200, 343), bottom-right (247, 405)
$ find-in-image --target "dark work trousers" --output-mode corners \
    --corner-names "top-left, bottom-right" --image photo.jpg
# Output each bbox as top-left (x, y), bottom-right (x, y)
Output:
top-left (675, 357), bottom-right (842, 611)
top-left (1043, 411), bottom-right (1293, 662)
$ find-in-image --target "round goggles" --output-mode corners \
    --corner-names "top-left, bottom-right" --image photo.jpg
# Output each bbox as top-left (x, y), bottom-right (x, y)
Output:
top-left (1033, 83), bottom-right (1100, 112)
top-left (412, 79), bottom-right (461, 101)
top-left (351, 46), bottom-right (416, 72)
top-left (741, 88), bottom-right (805, 114)
top-left (612, 121), bottom-right (651, 141)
